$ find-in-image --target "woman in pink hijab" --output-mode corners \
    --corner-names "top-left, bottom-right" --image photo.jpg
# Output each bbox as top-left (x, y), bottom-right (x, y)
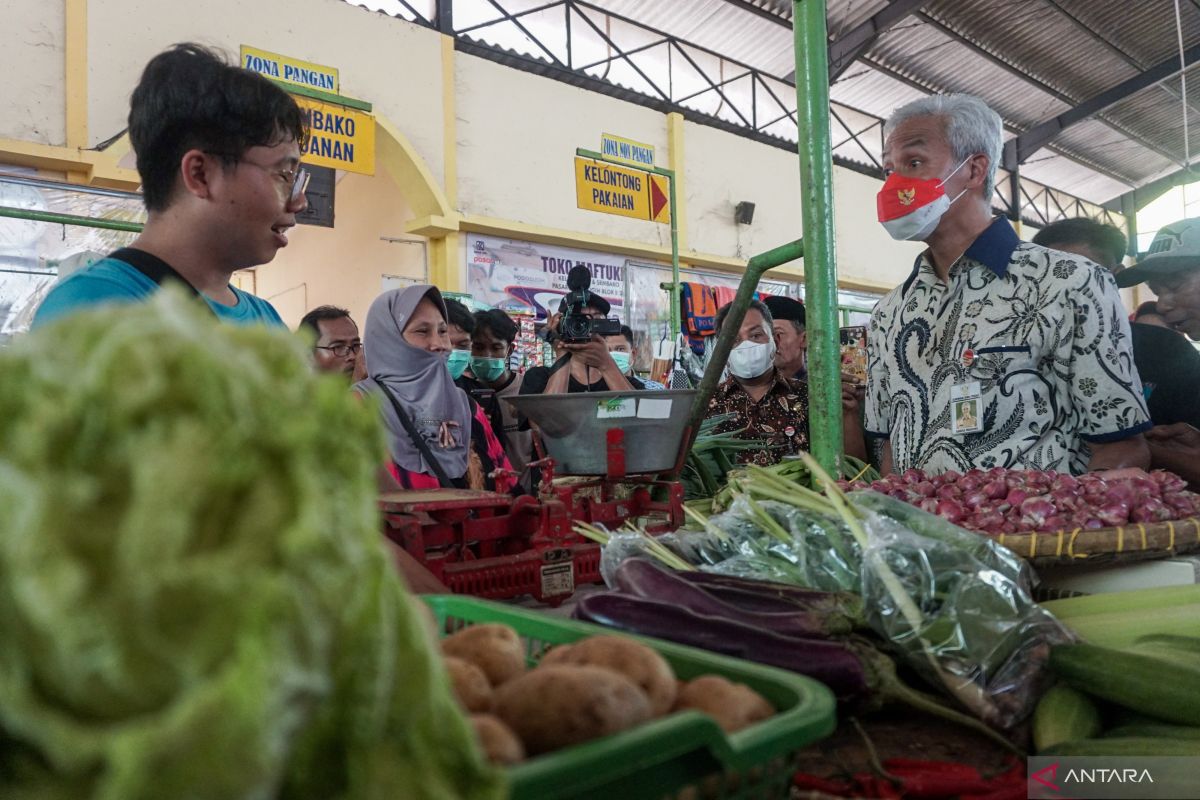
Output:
top-left (356, 285), bottom-right (515, 493)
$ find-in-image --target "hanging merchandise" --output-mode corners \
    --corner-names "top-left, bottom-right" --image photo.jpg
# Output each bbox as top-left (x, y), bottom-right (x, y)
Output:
top-left (713, 285), bottom-right (738, 309)
top-left (681, 281), bottom-right (717, 357)
top-left (681, 282), bottom-right (717, 336)
top-left (510, 311), bottom-right (542, 371)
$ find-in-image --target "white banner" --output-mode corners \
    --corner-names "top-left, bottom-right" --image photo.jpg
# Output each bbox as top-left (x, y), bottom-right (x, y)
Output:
top-left (466, 235), bottom-right (627, 321)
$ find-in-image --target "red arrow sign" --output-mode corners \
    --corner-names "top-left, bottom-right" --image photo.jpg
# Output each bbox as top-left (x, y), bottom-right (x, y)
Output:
top-left (649, 176), bottom-right (668, 221)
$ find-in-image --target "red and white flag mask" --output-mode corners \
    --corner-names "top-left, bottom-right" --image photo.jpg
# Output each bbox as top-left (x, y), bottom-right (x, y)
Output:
top-left (876, 157), bottom-right (969, 241)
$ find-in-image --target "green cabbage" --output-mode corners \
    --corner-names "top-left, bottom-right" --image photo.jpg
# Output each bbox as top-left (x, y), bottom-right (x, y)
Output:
top-left (0, 291), bottom-right (505, 800)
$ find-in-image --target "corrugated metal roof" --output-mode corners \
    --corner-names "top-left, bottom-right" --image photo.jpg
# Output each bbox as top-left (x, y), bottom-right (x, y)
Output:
top-left (350, 0), bottom-right (1200, 209)
top-left (582, 0), bottom-right (1200, 207)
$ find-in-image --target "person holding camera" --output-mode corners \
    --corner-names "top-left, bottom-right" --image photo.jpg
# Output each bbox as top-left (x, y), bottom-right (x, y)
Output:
top-left (519, 268), bottom-right (646, 396)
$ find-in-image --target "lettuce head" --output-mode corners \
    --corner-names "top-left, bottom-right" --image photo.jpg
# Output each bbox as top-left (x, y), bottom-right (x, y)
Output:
top-left (0, 291), bottom-right (505, 800)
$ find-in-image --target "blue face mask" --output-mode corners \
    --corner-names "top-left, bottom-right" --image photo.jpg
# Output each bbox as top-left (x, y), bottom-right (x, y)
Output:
top-left (471, 356), bottom-right (506, 383)
top-left (447, 349), bottom-right (471, 380)
top-left (609, 351), bottom-right (632, 374)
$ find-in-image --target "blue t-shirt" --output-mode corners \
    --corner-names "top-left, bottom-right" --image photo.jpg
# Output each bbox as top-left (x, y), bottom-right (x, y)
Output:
top-left (32, 251), bottom-right (284, 329)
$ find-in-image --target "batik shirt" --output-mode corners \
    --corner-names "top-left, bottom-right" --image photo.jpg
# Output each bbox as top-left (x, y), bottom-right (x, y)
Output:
top-left (706, 370), bottom-right (811, 466)
top-left (864, 217), bottom-right (1150, 475)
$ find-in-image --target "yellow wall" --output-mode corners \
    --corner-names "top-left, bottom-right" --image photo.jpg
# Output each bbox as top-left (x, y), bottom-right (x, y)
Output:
top-left (253, 171), bottom-right (425, 329)
top-left (455, 53), bottom-right (672, 244)
top-left (682, 120), bottom-right (802, 265)
top-left (3, 0), bottom-right (928, 312)
top-left (3, 1), bottom-right (66, 145)
top-left (84, 0), bottom-right (446, 185)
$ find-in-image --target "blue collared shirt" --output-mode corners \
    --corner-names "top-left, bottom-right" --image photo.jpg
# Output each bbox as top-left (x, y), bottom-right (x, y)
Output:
top-left (865, 217), bottom-right (1150, 475)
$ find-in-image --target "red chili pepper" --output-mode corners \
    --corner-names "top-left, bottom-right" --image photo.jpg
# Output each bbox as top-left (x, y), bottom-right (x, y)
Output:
top-left (852, 773), bottom-right (904, 800)
top-left (792, 771), bottom-right (854, 795)
top-left (880, 758), bottom-right (990, 797)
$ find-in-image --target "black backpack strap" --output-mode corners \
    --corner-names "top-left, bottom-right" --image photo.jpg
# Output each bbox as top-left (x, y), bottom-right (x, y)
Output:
top-left (375, 381), bottom-right (458, 488)
top-left (110, 248), bottom-right (214, 311)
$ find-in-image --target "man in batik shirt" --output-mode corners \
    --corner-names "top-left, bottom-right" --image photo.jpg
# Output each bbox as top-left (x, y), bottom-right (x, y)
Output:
top-left (865, 93), bottom-right (1150, 475)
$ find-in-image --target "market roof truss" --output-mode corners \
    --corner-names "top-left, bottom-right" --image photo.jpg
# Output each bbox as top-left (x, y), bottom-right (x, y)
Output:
top-left (1012, 42), bottom-right (1200, 167)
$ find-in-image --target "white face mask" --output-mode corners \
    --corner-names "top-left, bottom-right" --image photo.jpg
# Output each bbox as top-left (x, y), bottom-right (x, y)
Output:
top-left (727, 338), bottom-right (776, 379)
top-left (878, 157), bottom-right (971, 242)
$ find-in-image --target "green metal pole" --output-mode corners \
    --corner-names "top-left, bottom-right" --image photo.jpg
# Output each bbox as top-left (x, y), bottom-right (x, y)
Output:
top-left (675, 237), bottom-right (803, 473)
top-left (793, 0), bottom-right (843, 475)
top-left (0, 205), bottom-right (144, 233)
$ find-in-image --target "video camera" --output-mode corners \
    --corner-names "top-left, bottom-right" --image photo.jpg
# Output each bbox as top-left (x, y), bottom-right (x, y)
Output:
top-left (558, 266), bottom-right (622, 344)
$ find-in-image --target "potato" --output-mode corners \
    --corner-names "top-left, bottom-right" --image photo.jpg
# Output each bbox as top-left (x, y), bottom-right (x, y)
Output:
top-left (673, 675), bottom-right (774, 733)
top-left (495, 665), bottom-right (652, 755)
top-left (445, 656), bottom-right (493, 712)
top-left (470, 714), bottom-right (526, 765)
top-left (540, 635), bottom-right (677, 716)
top-left (442, 623), bottom-right (526, 686)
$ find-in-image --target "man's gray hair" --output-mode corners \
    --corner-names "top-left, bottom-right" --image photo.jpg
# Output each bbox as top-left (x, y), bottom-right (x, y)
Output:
top-left (884, 93), bottom-right (1003, 201)
top-left (714, 299), bottom-right (773, 335)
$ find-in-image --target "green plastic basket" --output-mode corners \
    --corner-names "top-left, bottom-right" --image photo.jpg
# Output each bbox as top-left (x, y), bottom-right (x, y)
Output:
top-left (425, 595), bottom-right (836, 800)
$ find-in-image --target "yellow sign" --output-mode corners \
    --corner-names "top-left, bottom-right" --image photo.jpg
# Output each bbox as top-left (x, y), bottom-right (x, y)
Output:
top-left (241, 45), bottom-right (339, 93)
top-left (600, 133), bottom-right (655, 167)
top-left (574, 157), bottom-right (670, 223)
top-left (295, 96), bottom-right (375, 175)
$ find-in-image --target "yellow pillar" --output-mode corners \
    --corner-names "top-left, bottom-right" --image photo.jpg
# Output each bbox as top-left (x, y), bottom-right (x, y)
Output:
top-left (428, 233), bottom-right (460, 289)
top-left (65, 0), bottom-right (89, 184)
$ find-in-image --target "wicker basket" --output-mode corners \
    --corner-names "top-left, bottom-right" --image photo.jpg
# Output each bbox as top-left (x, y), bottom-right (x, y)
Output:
top-left (992, 517), bottom-right (1200, 566)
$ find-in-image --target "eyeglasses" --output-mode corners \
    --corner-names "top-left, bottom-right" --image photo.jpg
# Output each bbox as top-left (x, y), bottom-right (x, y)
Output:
top-left (206, 151), bottom-right (310, 204)
top-left (315, 342), bottom-right (362, 358)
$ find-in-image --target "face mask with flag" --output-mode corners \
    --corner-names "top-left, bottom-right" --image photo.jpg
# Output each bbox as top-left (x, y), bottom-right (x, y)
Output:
top-left (876, 156), bottom-right (970, 241)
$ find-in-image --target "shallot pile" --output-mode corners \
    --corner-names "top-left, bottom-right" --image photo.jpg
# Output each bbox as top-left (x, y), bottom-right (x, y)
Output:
top-left (843, 468), bottom-right (1200, 535)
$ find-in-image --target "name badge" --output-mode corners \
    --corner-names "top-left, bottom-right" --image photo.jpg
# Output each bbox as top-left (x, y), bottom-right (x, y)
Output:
top-left (950, 381), bottom-right (983, 435)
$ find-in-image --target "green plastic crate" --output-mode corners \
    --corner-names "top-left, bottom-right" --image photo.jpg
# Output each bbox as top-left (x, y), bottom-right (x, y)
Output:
top-left (425, 595), bottom-right (836, 800)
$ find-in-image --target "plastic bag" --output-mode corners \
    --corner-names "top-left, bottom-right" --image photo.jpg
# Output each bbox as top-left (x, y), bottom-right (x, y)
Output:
top-left (854, 502), bottom-right (1072, 730)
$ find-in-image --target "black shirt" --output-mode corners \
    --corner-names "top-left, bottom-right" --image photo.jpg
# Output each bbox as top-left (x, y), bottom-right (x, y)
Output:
top-left (1132, 322), bottom-right (1200, 429)
top-left (457, 373), bottom-right (507, 441)
top-left (517, 363), bottom-right (646, 440)
top-left (519, 365), bottom-right (647, 396)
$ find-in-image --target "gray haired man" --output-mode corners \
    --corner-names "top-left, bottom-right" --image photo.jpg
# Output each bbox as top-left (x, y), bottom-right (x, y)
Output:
top-left (864, 93), bottom-right (1150, 477)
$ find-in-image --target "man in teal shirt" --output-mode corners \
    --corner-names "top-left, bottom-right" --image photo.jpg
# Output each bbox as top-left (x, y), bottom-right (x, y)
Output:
top-left (34, 44), bottom-right (308, 328)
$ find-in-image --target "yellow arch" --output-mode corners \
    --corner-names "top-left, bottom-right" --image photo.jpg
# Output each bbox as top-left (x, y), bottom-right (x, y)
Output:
top-left (375, 115), bottom-right (453, 222)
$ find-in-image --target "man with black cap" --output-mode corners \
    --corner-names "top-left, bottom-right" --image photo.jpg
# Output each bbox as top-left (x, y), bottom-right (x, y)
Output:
top-left (764, 294), bottom-right (867, 459)
top-left (1116, 218), bottom-right (1200, 487)
top-left (519, 290), bottom-right (643, 397)
top-left (764, 296), bottom-right (807, 380)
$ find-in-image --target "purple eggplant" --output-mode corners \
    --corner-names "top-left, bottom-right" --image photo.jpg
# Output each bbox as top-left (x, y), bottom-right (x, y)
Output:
top-left (576, 591), bottom-right (869, 699)
top-left (613, 559), bottom-right (857, 638)
top-left (677, 570), bottom-right (841, 602)
top-left (675, 569), bottom-right (864, 622)
top-left (573, 592), bottom-right (1024, 752)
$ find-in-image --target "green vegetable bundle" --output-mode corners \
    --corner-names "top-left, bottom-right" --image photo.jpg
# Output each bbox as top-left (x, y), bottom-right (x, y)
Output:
top-left (0, 292), bottom-right (503, 800)
top-left (680, 414), bottom-right (768, 501)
